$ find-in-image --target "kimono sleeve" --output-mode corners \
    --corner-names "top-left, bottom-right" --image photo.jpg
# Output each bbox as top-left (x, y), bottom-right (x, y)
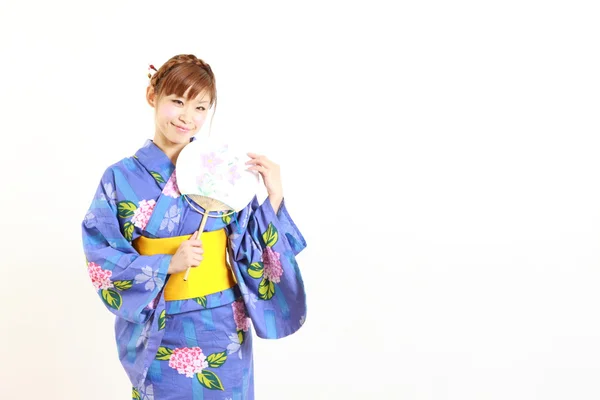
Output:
top-left (229, 197), bottom-right (307, 339)
top-left (81, 170), bottom-right (171, 324)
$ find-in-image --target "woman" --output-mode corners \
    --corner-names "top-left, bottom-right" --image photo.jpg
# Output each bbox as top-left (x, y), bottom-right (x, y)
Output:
top-left (81, 54), bottom-right (307, 399)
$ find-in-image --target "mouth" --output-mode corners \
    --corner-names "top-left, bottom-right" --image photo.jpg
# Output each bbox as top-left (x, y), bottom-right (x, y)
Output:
top-left (172, 123), bottom-right (191, 133)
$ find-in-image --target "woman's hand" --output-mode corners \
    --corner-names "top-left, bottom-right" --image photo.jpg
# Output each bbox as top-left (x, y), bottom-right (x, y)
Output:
top-left (168, 231), bottom-right (203, 274)
top-left (246, 152), bottom-right (283, 211)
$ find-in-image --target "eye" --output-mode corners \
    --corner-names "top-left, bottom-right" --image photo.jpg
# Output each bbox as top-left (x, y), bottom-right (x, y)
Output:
top-left (197, 106), bottom-right (206, 111)
top-left (172, 99), bottom-right (184, 105)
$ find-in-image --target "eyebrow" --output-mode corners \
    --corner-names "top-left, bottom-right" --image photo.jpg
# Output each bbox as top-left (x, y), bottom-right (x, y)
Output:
top-left (172, 95), bottom-right (209, 104)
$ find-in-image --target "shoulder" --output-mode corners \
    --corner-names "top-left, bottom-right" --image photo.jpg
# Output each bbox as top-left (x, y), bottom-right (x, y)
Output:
top-left (99, 156), bottom-right (143, 183)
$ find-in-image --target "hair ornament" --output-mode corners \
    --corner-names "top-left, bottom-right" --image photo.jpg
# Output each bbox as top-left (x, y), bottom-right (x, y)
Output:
top-left (147, 64), bottom-right (158, 80)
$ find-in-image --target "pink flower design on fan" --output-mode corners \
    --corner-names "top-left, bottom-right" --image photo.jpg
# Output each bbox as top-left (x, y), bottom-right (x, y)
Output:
top-left (200, 152), bottom-right (224, 174)
top-left (163, 171), bottom-right (181, 198)
top-left (131, 199), bottom-right (157, 229)
top-left (227, 165), bottom-right (242, 185)
top-left (168, 347), bottom-right (209, 377)
top-left (87, 262), bottom-right (114, 290)
top-left (232, 299), bottom-right (251, 332)
top-left (262, 247), bottom-right (283, 283)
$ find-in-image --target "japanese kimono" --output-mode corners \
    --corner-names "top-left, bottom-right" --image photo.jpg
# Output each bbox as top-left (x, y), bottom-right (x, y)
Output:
top-left (81, 139), bottom-right (307, 400)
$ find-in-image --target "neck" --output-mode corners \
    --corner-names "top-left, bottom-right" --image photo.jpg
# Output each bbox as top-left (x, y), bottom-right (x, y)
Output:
top-left (153, 135), bottom-right (187, 164)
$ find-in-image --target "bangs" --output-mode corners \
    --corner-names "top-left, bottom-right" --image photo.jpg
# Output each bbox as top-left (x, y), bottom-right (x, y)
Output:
top-left (157, 63), bottom-right (216, 107)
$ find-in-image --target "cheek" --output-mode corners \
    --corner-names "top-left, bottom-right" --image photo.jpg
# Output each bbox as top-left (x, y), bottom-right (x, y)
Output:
top-left (193, 114), bottom-right (207, 125)
top-left (159, 104), bottom-right (179, 120)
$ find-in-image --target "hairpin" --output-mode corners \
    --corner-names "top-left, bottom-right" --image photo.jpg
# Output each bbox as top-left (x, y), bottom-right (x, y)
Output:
top-left (147, 64), bottom-right (157, 79)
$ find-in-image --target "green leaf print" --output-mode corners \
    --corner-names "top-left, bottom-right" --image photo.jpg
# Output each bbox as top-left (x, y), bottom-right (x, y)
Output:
top-left (123, 222), bottom-right (134, 242)
top-left (132, 387), bottom-right (141, 400)
top-left (158, 309), bottom-right (167, 330)
top-left (118, 201), bottom-right (138, 218)
top-left (262, 223), bottom-right (279, 247)
top-left (247, 262), bottom-right (264, 279)
top-left (222, 213), bottom-right (232, 225)
top-left (151, 171), bottom-right (165, 183)
top-left (194, 296), bottom-right (207, 307)
top-left (155, 346), bottom-right (174, 361)
top-left (113, 280), bottom-right (133, 291)
top-left (101, 288), bottom-right (122, 310)
top-left (206, 351), bottom-right (227, 368)
top-left (258, 277), bottom-right (275, 300)
top-left (238, 330), bottom-right (245, 345)
top-left (197, 370), bottom-right (224, 391)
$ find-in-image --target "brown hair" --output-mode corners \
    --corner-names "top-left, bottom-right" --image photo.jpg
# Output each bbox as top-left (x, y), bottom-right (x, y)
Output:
top-left (149, 53), bottom-right (217, 111)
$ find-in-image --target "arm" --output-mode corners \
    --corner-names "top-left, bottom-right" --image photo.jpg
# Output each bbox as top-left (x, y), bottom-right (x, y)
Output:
top-left (229, 196), bottom-right (307, 339)
top-left (82, 170), bottom-right (171, 324)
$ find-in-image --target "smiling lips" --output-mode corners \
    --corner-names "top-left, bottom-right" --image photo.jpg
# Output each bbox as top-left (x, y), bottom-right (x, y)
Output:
top-left (172, 123), bottom-right (191, 133)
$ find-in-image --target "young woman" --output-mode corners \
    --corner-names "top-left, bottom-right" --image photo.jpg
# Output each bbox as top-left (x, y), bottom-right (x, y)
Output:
top-left (81, 54), bottom-right (307, 399)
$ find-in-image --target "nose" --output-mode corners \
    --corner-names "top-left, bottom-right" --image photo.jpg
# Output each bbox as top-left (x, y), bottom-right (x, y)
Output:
top-left (178, 109), bottom-right (192, 124)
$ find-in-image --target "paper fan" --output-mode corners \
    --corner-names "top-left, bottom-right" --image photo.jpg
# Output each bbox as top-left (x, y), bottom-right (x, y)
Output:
top-left (176, 136), bottom-right (259, 280)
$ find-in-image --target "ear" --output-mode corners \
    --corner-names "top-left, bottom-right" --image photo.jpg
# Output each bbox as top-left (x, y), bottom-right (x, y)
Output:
top-left (146, 86), bottom-right (156, 107)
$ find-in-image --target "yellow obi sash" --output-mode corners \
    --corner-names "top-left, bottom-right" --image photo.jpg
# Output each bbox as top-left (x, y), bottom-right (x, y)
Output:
top-left (132, 229), bottom-right (236, 301)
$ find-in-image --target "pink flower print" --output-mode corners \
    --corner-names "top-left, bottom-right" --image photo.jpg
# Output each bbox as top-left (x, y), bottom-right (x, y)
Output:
top-left (131, 199), bottom-right (156, 230)
top-left (226, 165), bottom-right (242, 185)
top-left (87, 262), bottom-right (113, 290)
top-left (200, 152), bottom-right (224, 174)
top-left (231, 299), bottom-right (251, 332)
top-left (262, 247), bottom-right (283, 283)
top-left (168, 347), bottom-right (209, 377)
top-left (162, 171), bottom-right (181, 198)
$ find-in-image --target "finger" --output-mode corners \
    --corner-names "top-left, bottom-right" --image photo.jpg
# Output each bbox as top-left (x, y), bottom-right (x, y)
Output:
top-left (188, 252), bottom-right (203, 261)
top-left (182, 248), bottom-right (203, 260)
top-left (245, 153), bottom-right (257, 164)
top-left (190, 247), bottom-right (204, 255)
top-left (253, 160), bottom-right (275, 171)
top-left (245, 159), bottom-right (260, 165)
top-left (246, 153), bottom-right (268, 164)
top-left (189, 256), bottom-right (203, 266)
top-left (247, 165), bottom-right (268, 173)
top-left (190, 230), bottom-right (199, 240)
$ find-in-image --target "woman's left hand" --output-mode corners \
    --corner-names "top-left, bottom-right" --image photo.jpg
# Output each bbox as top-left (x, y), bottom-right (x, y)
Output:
top-left (246, 152), bottom-right (283, 211)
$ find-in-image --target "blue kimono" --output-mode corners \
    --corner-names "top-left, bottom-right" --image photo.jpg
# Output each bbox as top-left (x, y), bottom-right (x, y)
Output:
top-left (81, 139), bottom-right (307, 399)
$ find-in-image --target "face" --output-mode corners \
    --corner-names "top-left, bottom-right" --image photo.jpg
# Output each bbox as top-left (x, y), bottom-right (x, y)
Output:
top-left (149, 86), bottom-right (211, 147)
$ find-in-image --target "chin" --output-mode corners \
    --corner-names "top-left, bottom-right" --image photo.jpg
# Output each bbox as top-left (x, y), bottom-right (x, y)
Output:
top-left (169, 135), bottom-right (191, 145)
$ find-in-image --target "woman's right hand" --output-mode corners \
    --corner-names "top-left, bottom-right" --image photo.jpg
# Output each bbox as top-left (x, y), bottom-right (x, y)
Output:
top-left (167, 231), bottom-right (204, 274)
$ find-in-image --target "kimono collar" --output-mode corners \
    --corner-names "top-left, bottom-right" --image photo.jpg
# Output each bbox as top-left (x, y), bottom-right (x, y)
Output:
top-left (134, 137), bottom-right (197, 188)
top-left (134, 139), bottom-right (177, 187)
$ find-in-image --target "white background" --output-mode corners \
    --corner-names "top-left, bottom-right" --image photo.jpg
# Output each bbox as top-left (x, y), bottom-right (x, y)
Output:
top-left (1, 0), bottom-right (600, 399)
